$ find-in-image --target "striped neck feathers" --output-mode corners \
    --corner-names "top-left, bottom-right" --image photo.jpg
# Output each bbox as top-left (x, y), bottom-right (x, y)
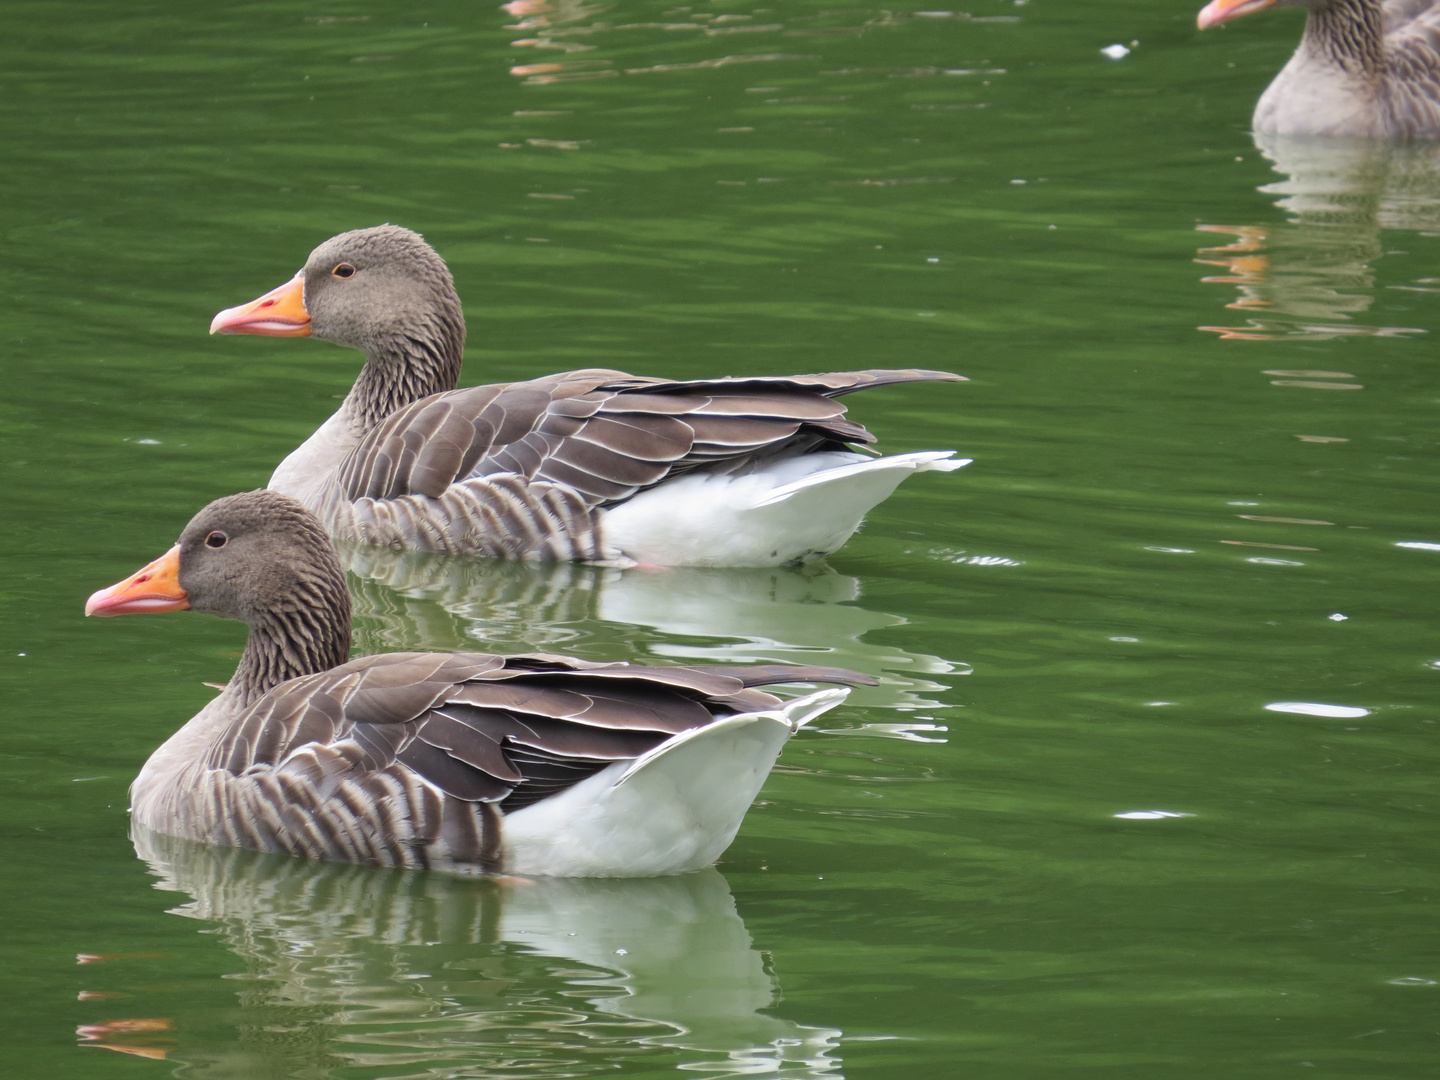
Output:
top-left (344, 304), bottom-right (466, 432)
top-left (1305, 0), bottom-right (1385, 75)
top-left (229, 568), bottom-right (353, 707)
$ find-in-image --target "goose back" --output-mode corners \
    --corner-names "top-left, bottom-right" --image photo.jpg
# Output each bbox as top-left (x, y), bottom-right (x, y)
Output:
top-left (133, 651), bottom-right (869, 877)
top-left (297, 367), bottom-right (964, 563)
top-left (1379, 0), bottom-right (1440, 133)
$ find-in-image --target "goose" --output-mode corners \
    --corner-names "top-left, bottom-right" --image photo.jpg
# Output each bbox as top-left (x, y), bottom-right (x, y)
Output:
top-left (1198, 0), bottom-right (1440, 138)
top-left (209, 225), bottom-right (969, 567)
top-left (85, 489), bottom-right (874, 877)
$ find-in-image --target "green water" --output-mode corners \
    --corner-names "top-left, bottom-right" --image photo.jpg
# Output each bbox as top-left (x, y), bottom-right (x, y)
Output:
top-left (4, 0), bottom-right (1440, 1074)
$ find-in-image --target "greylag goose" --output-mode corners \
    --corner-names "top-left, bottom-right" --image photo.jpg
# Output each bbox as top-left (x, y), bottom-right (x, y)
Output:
top-left (86, 490), bottom-right (873, 877)
top-left (209, 226), bottom-right (968, 567)
top-left (1198, 0), bottom-right (1440, 138)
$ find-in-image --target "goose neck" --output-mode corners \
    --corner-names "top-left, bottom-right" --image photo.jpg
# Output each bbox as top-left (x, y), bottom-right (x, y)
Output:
top-left (1305, 0), bottom-right (1385, 75)
top-left (346, 315), bottom-right (465, 432)
top-left (229, 592), bottom-right (352, 707)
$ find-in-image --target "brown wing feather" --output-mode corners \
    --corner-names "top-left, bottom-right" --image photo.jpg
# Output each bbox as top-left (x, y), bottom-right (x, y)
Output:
top-left (1385, 0), bottom-right (1439, 36)
top-left (333, 367), bottom-right (964, 507)
top-left (677, 663), bottom-right (882, 688)
top-left (1380, 1), bottom-right (1440, 136)
top-left (208, 654), bottom-right (867, 817)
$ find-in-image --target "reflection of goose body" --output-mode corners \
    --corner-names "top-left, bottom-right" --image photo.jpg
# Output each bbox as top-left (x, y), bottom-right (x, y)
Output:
top-left (86, 491), bottom-right (871, 876)
top-left (123, 827), bottom-right (843, 1076)
top-left (1198, 0), bottom-right (1440, 138)
top-left (343, 544), bottom-right (965, 714)
top-left (210, 225), bottom-right (968, 567)
top-left (1255, 129), bottom-right (1440, 226)
top-left (1197, 132), bottom-right (1440, 337)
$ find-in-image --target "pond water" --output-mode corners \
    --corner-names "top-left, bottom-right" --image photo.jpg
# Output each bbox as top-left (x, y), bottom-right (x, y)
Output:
top-left (4, 0), bottom-right (1440, 1075)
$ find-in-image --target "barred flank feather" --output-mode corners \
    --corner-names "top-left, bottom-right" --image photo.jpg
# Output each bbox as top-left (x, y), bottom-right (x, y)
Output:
top-left (301, 367), bottom-right (964, 563)
top-left (138, 650), bottom-right (873, 876)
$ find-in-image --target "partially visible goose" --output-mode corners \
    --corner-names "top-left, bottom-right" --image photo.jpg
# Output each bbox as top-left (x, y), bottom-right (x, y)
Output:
top-left (210, 226), bottom-right (968, 567)
top-left (86, 490), bottom-right (873, 877)
top-left (1199, 0), bottom-right (1440, 138)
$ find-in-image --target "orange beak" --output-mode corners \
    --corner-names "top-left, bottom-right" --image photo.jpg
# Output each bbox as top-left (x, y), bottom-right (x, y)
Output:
top-left (209, 272), bottom-right (311, 336)
top-left (1197, 0), bottom-right (1276, 29)
top-left (86, 546), bottom-right (190, 617)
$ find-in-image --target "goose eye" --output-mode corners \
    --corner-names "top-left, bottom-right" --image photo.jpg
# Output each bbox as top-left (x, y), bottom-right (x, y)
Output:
top-left (205, 531), bottom-right (228, 549)
top-left (332, 263), bottom-right (356, 279)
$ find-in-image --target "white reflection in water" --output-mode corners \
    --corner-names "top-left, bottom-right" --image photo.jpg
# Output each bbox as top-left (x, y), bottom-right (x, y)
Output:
top-left (121, 826), bottom-right (843, 1077)
top-left (343, 545), bottom-right (966, 716)
top-left (1396, 541), bottom-right (1440, 552)
top-left (1196, 133), bottom-right (1440, 341)
top-left (1265, 702), bottom-right (1371, 719)
top-left (931, 547), bottom-right (1023, 567)
top-left (1113, 810), bottom-right (1194, 820)
top-left (819, 719), bottom-right (947, 743)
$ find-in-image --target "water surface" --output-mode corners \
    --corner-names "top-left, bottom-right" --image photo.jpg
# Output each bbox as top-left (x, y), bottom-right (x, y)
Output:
top-left (4, 0), bottom-right (1440, 1076)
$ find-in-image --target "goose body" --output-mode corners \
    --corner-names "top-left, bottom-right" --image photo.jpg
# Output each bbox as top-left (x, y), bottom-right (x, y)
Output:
top-left (1199, 0), bottom-right (1440, 138)
top-left (87, 491), bottom-right (873, 877)
top-left (211, 226), bottom-right (968, 567)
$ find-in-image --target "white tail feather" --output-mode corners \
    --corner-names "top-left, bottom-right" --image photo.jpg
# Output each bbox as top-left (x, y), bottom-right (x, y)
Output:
top-left (617, 686), bottom-right (850, 784)
top-left (752, 451), bottom-right (971, 508)
top-left (601, 451), bottom-right (970, 567)
top-left (503, 688), bottom-right (850, 876)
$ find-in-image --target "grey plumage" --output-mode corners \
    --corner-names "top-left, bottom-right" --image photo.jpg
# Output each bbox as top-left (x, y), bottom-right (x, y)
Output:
top-left (315, 366), bottom-right (964, 561)
top-left (215, 226), bottom-right (966, 564)
top-left (171, 650), bottom-right (851, 871)
top-left (103, 491), bottom-right (876, 876)
top-left (1202, 0), bottom-right (1440, 138)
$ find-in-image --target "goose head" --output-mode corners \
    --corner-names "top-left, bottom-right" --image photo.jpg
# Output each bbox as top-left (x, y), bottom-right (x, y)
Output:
top-left (209, 225), bottom-right (463, 358)
top-left (86, 490), bottom-right (349, 632)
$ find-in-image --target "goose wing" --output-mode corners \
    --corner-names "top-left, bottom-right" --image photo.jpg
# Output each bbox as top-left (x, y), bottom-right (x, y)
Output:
top-left (1385, 1), bottom-right (1440, 128)
top-left (332, 368), bottom-right (964, 507)
top-left (207, 651), bottom-right (874, 821)
top-left (1384, 0), bottom-right (1440, 36)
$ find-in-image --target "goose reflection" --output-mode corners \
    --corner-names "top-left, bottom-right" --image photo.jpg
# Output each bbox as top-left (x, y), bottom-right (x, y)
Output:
top-left (101, 825), bottom-right (842, 1076)
top-left (1196, 133), bottom-right (1438, 341)
top-left (343, 544), bottom-right (963, 726)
